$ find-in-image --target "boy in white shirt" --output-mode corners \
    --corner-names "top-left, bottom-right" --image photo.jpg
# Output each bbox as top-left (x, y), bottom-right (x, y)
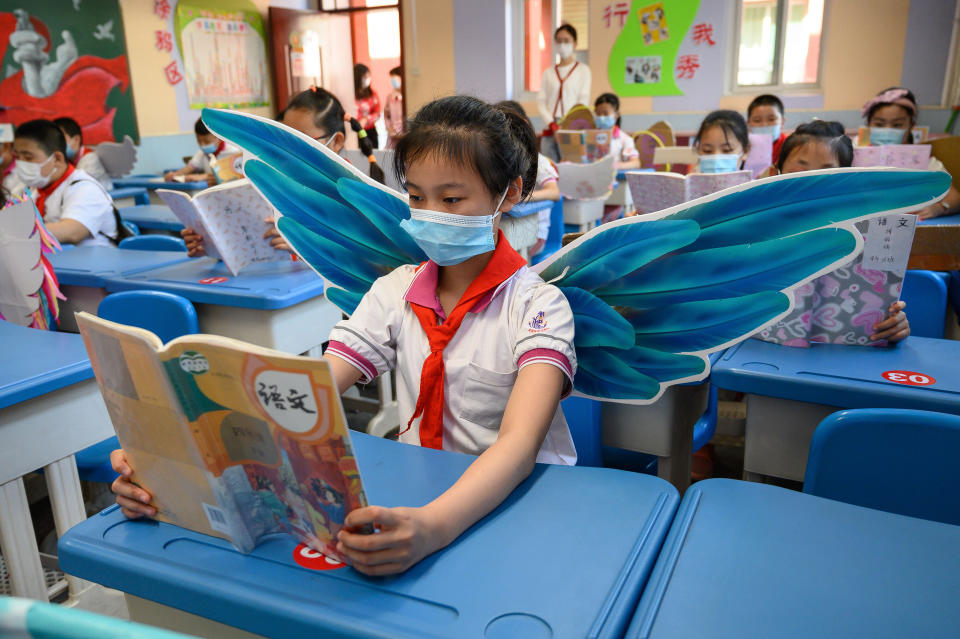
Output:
top-left (164, 117), bottom-right (240, 186)
top-left (13, 119), bottom-right (119, 247)
top-left (54, 117), bottom-right (113, 190)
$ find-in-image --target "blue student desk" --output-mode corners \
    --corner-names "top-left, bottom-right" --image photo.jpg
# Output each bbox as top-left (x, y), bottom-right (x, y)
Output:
top-left (0, 321), bottom-right (111, 602)
top-left (112, 176), bottom-right (207, 205)
top-left (49, 246), bottom-right (193, 332)
top-left (105, 257), bottom-right (342, 356)
top-left (60, 432), bottom-right (680, 639)
top-left (918, 212), bottom-right (960, 226)
top-left (107, 186), bottom-right (149, 208)
top-left (712, 337), bottom-right (960, 481)
top-left (118, 204), bottom-right (184, 233)
top-left (625, 479), bottom-right (960, 639)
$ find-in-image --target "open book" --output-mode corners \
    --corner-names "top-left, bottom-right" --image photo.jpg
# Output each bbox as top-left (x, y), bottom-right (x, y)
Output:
top-left (157, 179), bottom-right (286, 275)
top-left (76, 312), bottom-right (368, 558)
top-left (755, 213), bottom-right (918, 347)
top-left (626, 170), bottom-right (753, 214)
top-left (853, 144), bottom-right (931, 170)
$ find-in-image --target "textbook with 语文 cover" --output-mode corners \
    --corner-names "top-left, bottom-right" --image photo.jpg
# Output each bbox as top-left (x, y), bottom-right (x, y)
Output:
top-left (76, 312), bottom-right (368, 558)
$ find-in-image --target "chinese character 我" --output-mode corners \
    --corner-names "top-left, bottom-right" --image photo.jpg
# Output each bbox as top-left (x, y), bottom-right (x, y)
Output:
top-left (692, 23), bottom-right (716, 46)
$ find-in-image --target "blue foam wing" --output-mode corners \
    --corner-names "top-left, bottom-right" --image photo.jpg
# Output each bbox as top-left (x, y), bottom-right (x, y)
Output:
top-left (202, 108), bottom-right (423, 315)
top-left (535, 168), bottom-right (950, 403)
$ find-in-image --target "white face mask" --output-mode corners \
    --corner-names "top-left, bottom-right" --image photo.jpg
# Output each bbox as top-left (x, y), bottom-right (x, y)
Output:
top-left (362, 76), bottom-right (371, 89)
top-left (15, 155), bottom-right (56, 189)
top-left (556, 42), bottom-right (574, 60)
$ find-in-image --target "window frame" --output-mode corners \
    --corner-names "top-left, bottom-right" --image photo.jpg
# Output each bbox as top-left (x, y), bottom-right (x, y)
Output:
top-left (727, 0), bottom-right (826, 95)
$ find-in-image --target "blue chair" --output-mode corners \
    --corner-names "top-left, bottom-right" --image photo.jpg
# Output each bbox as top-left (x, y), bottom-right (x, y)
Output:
top-left (803, 408), bottom-right (960, 525)
top-left (119, 235), bottom-right (186, 252)
top-left (530, 199), bottom-right (564, 265)
top-left (75, 291), bottom-right (199, 483)
top-left (108, 186), bottom-right (150, 206)
top-left (560, 395), bottom-right (603, 467)
top-left (900, 270), bottom-right (947, 338)
top-left (121, 220), bottom-right (140, 236)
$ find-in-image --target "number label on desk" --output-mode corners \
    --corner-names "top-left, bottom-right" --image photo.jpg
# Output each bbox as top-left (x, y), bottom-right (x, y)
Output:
top-left (882, 370), bottom-right (936, 386)
top-left (199, 276), bottom-right (229, 284)
top-left (292, 543), bottom-right (345, 570)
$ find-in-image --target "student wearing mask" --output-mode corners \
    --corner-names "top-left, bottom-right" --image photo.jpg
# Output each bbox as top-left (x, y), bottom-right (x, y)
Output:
top-left (746, 94), bottom-right (787, 164)
top-left (862, 87), bottom-right (959, 219)
top-left (385, 66), bottom-right (405, 148)
top-left (13, 119), bottom-right (119, 247)
top-left (164, 118), bottom-right (240, 185)
top-left (694, 110), bottom-right (750, 173)
top-left (355, 63), bottom-right (382, 149)
top-left (537, 23), bottom-right (591, 151)
top-left (53, 117), bottom-right (112, 190)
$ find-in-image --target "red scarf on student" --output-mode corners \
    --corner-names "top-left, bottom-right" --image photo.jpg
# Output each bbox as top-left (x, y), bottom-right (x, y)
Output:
top-left (34, 164), bottom-right (75, 219)
top-left (406, 231), bottom-right (526, 449)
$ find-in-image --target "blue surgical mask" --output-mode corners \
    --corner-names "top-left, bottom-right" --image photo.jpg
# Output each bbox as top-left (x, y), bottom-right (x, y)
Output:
top-left (594, 114), bottom-right (616, 129)
top-left (200, 143), bottom-right (219, 154)
top-left (399, 188), bottom-right (509, 266)
top-left (65, 144), bottom-right (78, 161)
top-left (390, 77), bottom-right (401, 90)
top-left (698, 153), bottom-right (740, 173)
top-left (750, 124), bottom-right (781, 140)
top-left (870, 127), bottom-right (906, 146)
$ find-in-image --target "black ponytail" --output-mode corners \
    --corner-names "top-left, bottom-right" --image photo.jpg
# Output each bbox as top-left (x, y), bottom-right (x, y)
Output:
top-left (395, 95), bottom-right (538, 201)
top-left (348, 117), bottom-right (386, 185)
top-left (285, 87), bottom-right (346, 136)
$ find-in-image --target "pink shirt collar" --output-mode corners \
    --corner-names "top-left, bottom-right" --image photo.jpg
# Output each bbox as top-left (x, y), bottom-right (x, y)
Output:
top-left (403, 261), bottom-right (507, 322)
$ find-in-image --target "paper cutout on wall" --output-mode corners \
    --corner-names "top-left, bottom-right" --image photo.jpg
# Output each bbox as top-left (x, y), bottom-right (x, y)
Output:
top-left (609, 0), bottom-right (701, 97)
top-left (0, 196), bottom-right (63, 329)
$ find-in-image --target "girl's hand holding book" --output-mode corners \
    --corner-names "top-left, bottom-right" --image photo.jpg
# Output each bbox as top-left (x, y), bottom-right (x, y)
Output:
top-left (336, 505), bottom-right (447, 576)
top-left (110, 449), bottom-right (156, 519)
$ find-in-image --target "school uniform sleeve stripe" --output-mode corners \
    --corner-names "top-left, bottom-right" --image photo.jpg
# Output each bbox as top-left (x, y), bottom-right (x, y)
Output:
top-left (326, 340), bottom-right (378, 382)
top-left (518, 348), bottom-right (574, 398)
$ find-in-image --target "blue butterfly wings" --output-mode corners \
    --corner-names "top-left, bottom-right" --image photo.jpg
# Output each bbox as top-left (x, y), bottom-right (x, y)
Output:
top-left (202, 108), bottom-right (949, 404)
top-left (537, 167), bottom-right (950, 403)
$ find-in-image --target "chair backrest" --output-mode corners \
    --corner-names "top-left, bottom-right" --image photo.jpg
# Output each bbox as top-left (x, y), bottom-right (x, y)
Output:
top-left (0, 595), bottom-right (195, 638)
top-left (900, 270), bottom-right (947, 338)
top-left (97, 290), bottom-right (198, 343)
top-left (121, 220), bottom-right (140, 237)
top-left (804, 408), bottom-right (960, 525)
top-left (119, 235), bottom-right (187, 252)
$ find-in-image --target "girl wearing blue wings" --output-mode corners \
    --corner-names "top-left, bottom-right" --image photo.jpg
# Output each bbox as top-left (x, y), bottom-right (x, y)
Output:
top-left (111, 94), bottom-right (949, 576)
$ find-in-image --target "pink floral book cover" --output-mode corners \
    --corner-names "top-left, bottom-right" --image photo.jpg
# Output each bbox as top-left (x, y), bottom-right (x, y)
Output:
top-left (628, 170), bottom-right (752, 214)
top-left (755, 213), bottom-right (918, 347)
top-left (853, 145), bottom-right (931, 170)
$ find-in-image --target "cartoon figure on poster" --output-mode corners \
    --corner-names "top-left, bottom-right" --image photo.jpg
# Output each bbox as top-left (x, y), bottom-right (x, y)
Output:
top-left (199, 107), bottom-right (948, 406)
top-left (0, 4), bottom-right (135, 143)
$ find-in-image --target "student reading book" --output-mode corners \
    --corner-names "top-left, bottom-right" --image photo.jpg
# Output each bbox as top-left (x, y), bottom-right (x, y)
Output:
top-left (78, 312), bottom-right (367, 558)
top-left (625, 170), bottom-right (752, 214)
top-left (158, 180), bottom-right (287, 276)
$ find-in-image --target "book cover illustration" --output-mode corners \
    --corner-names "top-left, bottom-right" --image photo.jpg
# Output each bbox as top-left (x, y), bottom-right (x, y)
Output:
top-left (158, 180), bottom-right (286, 276)
top-left (77, 313), bottom-right (367, 559)
top-left (627, 170), bottom-right (752, 213)
top-left (853, 144), bottom-right (931, 170)
top-left (755, 213), bottom-right (917, 347)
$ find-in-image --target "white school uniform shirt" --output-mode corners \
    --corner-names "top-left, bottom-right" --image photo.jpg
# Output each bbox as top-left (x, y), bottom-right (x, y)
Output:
top-left (535, 154), bottom-right (559, 240)
top-left (537, 61), bottom-right (592, 124)
top-left (75, 147), bottom-right (113, 190)
top-left (609, 127), bottom-right (639, 163)
top-left (187, 142), bottom-right (241, 174)
top-left (42, 168), bottom-right (117, 247)
top-left (326, 261), bottom-right (578, 465)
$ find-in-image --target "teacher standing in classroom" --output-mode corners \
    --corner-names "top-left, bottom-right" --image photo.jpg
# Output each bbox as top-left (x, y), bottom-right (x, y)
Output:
top-left (537, 24), bottom-right (592, 160)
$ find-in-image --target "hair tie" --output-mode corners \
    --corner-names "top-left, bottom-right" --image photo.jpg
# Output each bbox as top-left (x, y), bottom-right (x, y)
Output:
top-left (861, 88), bottom-right (916, 119)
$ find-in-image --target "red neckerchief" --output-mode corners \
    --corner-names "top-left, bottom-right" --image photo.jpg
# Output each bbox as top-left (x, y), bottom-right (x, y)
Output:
top-left (552, 61), bottom-right (579, 121)
top-left (405, 230), bottom-right (526, 449)
top-left (771, 132), bottom-right (789, 164)
top-left (34, 164), bottom-right (75, 219)
top-left (214, 139), bottom-right (226, 156)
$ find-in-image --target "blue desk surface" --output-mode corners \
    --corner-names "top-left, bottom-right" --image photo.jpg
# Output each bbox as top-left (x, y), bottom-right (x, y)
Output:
top-left (506, 199), bottom-right (552, 218)
top-left (626, 478), bottom-right (960, 639)
top-left (712, 337), bottom-right (960, 414)
top-left (0, 321), bottom-right (93, 409)
top-left (50, 246), bottom-right (193, 288)
top-left (107, 186), bottom-right (149, 201)
top-left (112, 176), bottom-right (207, 192)
top-left (106, 257), bottom-right (324, 310)
top-left (918, 213), bottom-right (960, 226)
top-left (118, 204), bottom-right (184, 232)
top-left (61, 432), bottom-right (679, 639)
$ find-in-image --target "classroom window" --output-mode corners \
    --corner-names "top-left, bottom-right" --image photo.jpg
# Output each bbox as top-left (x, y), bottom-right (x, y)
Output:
top-left (557, 0), bottom-right (589, 51)
top-left (735, 0), bottom-right (823, 88)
